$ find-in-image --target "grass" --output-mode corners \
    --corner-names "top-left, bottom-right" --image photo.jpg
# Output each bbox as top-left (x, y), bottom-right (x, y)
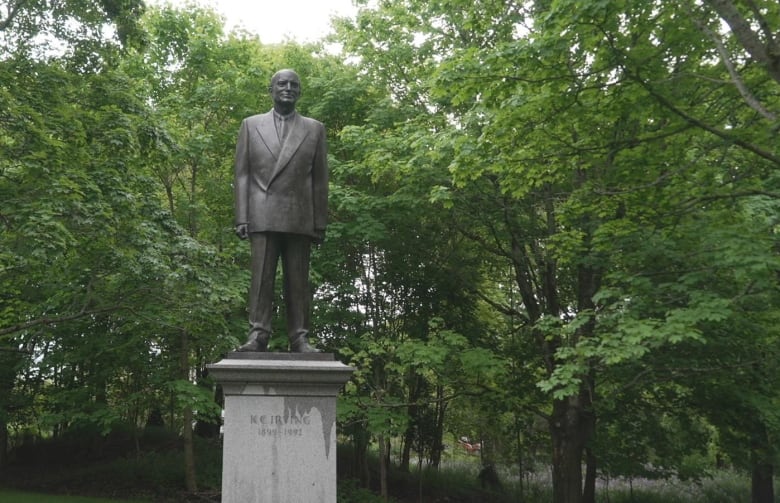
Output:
top-left (590, 471), bottom-right (754, 503)
top-left (0, 490), bottom-right (148, 502)
top-left (2, 427), bottom-right (222, 502)
top-left (4, 428), bottom-right (772, 502)
top-left (375, 458), bottom-right (761, 503)
top-left (2, 466), bottom-right (766, 503)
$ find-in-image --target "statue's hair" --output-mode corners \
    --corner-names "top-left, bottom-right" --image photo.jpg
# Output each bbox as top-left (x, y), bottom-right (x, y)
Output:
top-left (269, 69), bottom-right (300, 89)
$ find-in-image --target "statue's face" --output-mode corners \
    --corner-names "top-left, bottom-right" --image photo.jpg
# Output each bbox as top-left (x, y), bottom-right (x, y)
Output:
top-left (270, 70), bottom-right (301, 108)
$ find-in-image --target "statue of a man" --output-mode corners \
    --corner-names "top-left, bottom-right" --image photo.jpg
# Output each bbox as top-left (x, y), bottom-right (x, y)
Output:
top-left (233, 69), bottom-right (328, 353)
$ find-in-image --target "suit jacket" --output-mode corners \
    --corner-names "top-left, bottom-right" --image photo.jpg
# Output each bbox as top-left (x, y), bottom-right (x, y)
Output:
top-left (234, 110), bottom-right (328, 238)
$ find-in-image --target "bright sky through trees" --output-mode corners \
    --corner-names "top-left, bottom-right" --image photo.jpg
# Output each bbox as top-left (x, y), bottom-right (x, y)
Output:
top-left (149, 0), bottom-right (358, 43)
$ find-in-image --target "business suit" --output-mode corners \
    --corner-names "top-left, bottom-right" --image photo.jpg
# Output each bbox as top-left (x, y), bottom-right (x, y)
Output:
top-left (234, 75), bottom-right (328, 352)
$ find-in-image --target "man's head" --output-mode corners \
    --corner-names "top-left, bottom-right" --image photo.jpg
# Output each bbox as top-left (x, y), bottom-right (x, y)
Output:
top-left (269, 69), bottom-right (301, 113)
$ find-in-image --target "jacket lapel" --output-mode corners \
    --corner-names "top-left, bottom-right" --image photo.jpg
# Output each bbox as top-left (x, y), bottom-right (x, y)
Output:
top-left (255, 112), bottom-right (281, 161)
top-left (268, 113), bottom-right (309, 186)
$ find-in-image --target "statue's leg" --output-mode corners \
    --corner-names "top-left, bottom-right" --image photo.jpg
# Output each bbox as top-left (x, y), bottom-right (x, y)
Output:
top-left (240, 232), bottom-right (279, 352)
top-left (281, 234), bottom-right (319, 352)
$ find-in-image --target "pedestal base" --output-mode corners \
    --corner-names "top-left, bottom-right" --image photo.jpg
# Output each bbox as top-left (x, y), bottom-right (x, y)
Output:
top-left (207, 354), bottom-right (354, 503)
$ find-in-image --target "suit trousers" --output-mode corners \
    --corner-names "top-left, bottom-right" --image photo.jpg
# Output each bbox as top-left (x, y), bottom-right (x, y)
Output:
top-left (248, 232), bottom-right (312, 345)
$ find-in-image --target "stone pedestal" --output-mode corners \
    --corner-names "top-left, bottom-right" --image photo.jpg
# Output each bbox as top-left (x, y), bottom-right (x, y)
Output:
top-left (207, 353), bottom-right (354, 503)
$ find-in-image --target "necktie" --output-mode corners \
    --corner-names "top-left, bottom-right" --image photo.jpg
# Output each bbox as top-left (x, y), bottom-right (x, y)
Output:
top-left (279, 116), bottom-right (289, 143)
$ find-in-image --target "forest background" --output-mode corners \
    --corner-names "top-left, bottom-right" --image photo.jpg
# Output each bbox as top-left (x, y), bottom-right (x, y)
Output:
top-left (1, 1), bottom-right (779, 503)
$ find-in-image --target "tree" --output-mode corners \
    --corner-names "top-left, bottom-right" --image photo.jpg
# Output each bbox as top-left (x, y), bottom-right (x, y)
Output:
top-left (2, 3), bottom-right (242, 491)
top-left (333, 1), bottom-right (780, 502)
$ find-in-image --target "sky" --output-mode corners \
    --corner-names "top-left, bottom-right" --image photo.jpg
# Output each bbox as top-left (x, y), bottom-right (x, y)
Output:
top-left (151, 0), bottom-right (359, 44)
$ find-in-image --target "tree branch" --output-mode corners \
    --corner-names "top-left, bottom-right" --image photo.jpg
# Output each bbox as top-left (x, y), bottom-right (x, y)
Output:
top-left (703, 0), bottom-right (780, 85)
top-left (692, 13), bottom-right (777, 121)
top-left (0, 305), bottom-right (125, 336)
top-left (631, 72), bottom-right (780, 166)
top-left (472, 288), bottom-right (530, 323)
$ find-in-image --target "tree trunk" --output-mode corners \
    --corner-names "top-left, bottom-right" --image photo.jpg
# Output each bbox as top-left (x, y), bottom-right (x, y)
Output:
top-left (550, 392), bottom-right (593, 503)
top-left (582, 447), bottom-right (597, 503)
top-left (751, 462), bottom-right (774, 503)
top-left (429, 385), bottom-right (446, 469)
top-left (354, 428), bottom-right (371, 488)
top-left (0, 419), bottom-right (7, 469)
top-left (516, 417), bottom-right (525, 500)
top-left (400, 430), bottom-right (412, 472)
top-left (400, 411), bottom-right (415, 472)
top-left (551, 433), bottom-right (583, 503)
top-left (400, 373), bottom-right (423, 472)
top-left (194, 367), bottom-right (221, 438)
top-left (182, 405), bottom-right (198, 492)
top-left (180, 329), bottom-right (198, 493)
top-left (0, 356), bottom-right (13, 470)
top-left (751, 422), bottom-right (775, 503)
top-left (379, 435), bottom-right (389, 499)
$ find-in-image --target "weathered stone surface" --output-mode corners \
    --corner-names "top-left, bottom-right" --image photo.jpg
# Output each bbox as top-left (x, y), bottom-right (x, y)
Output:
top-left (208, 355), bottom-right (353, 503)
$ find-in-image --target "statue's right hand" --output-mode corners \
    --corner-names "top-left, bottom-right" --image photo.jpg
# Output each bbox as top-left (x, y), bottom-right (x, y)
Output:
top-left (235, 224), bottom-right (249, 240)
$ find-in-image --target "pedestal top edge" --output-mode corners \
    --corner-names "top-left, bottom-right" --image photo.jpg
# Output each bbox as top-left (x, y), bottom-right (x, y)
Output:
top-left (225, 351), bottom-right (335, 361)
top-left (207, 358), bottom-right (355, 372)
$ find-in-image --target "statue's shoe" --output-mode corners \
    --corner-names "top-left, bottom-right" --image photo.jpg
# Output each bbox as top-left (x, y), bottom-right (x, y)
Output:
top-left (290, 339), bottom-right (321, 353)
top-left (237, 334), bottom-right (269, 352)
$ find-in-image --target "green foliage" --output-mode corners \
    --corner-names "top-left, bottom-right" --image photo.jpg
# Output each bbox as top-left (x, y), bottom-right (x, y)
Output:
top-left (2, 1), bottom-right (780, 502)
top-left (337, 479), bottom-right (396, 502)
top-left (1, 1), bottom-right (357, 490)
top-left (0, 491), bottom-right (147, 503)
top-left (331, 0), bottom-right (780, 500)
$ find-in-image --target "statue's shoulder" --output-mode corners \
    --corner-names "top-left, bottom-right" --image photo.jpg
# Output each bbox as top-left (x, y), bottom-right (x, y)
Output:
top-left (244, 111), bottom-right (272, 125)
top-left (298, 114), bottom-right (325, 131)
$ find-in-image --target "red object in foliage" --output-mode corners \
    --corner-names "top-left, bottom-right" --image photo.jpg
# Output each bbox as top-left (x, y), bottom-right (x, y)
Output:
top-left (457, 437), bottom-right (481, 453)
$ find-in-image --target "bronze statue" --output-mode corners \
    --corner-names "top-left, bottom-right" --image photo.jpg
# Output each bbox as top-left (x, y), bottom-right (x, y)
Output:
top-left (233, 69), bottom-right (328, 353)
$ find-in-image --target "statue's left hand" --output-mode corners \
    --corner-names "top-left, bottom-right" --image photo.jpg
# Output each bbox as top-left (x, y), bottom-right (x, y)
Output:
top-left (313, 229), bottom-right (325, 245)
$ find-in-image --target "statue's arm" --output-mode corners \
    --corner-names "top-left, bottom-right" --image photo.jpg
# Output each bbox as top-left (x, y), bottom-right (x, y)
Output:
top-left (234, 119), bottom-right (250, 240)
top-left (312, 122), bottom-right (329, 238)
